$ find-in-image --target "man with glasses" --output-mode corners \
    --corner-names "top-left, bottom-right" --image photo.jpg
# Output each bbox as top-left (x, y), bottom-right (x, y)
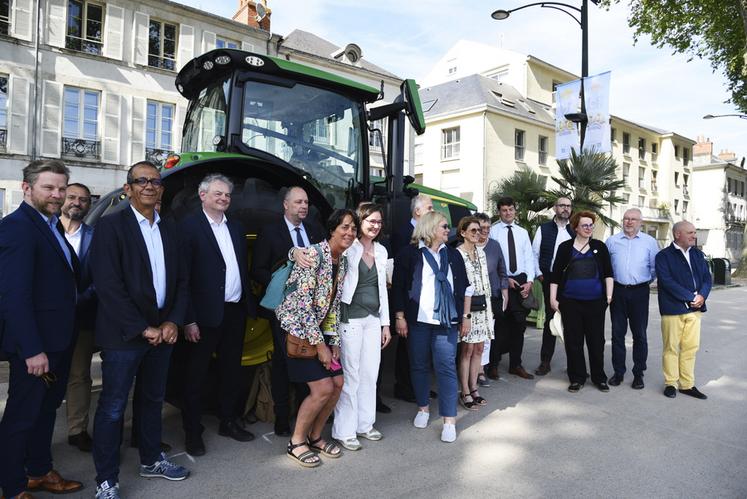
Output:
top-left (90, 161), bottom-right (189, 499)
top-left (0, 160), bottom-right (83, 498)
top-left (487, 197), bottom-right (536, 380)
top-left (605, 208), bottom-right (659, 389)
top-left (532, 197), bottom-right (574, 376)
top-left (60, 183), bottom-right (98, 453)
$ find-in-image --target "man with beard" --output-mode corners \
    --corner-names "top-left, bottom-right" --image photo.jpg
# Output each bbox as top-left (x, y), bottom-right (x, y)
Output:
top-left (60, 183), bottom-right (98, 452)
top-left (532, 197), bottom-right (574, 376)
top-left (0, 160), bottom-right (83, 498)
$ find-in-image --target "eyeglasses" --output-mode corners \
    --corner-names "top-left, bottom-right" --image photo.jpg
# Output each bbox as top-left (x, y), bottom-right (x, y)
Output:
top-left (579, 223), bottom-right (595, 230)
top-left (365, 219), bottom-right (383, 226)
top-left (556, 203), bottom-right (572, 209)
top-left (623, 217), bottom-right (640, 222)
top-left (479, 226), bottom-right (490, 233)
top-left (440, 224), bottom-right (450, 230)
top-left (466, 228), bottom-right (480, 233)
top-left (130, 177), bottom-right (163, 187)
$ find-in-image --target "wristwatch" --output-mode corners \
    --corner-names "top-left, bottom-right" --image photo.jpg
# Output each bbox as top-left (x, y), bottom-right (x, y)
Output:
top-left (463, 313), bottom-right (472, 319)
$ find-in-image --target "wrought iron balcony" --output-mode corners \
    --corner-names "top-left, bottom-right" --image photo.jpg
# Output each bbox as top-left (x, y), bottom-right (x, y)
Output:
top-left (145, 147), bottom-right (174, 166)
top-left (62, 138), bottom-right (100, 159)
top-left (0, 128), bottom-right (7, 151)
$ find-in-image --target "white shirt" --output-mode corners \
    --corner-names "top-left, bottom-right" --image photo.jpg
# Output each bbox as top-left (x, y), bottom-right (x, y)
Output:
top-left (131, 206), bottom-right (166, 309)
top-left (673, 241), bottom-right (698, 294)
top-left (531, 218), bottom-right (572, 277)
top-left (204, 210), bottom-right (242, 303)
top-left (64, 224), bottom-right (84, 256)
top-left (489, 220), bottom-right (535, 281)
top-left (416, 242), bottom-right (473, 325)
top-left (284, 216), bottom-right (311, 247)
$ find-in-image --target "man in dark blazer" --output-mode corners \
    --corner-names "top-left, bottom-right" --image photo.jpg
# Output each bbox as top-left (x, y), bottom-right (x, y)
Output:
top-left (60, 182), bottom-right (98, 453)
top-left (250, 186), bottom-right (324, 436)
top-left (180, 173), bottom-right (256, 456)
top-left (90, 161), bottom-right (189, 498)
top-left (0, 160), bottom-right (83, 498)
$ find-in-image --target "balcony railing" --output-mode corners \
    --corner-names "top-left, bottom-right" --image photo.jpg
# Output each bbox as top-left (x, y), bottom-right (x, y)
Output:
top-left (145, 147), bottom-right (174, 167)
top-left (0, 128), bottom-right (6, 151)
top-left (635, 204), bottom-right (670, 221)
top-left (62, 138), bottom-right (100, 159)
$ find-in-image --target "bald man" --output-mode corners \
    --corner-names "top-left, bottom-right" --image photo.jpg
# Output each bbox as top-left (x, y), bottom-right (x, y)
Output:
top-left (655, 221), bottom-right (712, 400)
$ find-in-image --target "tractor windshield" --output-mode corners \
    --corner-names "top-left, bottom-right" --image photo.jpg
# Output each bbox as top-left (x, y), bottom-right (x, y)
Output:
top-left (240, 79), bottom-right (364, 207)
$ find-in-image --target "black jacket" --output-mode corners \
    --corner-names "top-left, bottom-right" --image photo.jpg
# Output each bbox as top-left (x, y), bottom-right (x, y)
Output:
top-left (181, 211), bottom-right (257, 327)
top-left (90, 207), bottom-right (187, 349)
top-left (550, 238), bottom-right (613, 299)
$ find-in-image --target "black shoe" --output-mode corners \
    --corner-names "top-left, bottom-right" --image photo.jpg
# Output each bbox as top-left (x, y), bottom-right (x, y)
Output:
top-left (185, 434), bottom-right (206, 456)
top-left (274, 423), bottom-right (291, 437)
top-left (608, 374), bottom-right (623, 386)
top-left (68, 431), bottom-right (93, 452)
top-left (679, 387), bottom-right (707, 400)
top-left (219, 420), bottom-right (255, 442)
top-left (631, 376), bottom-right (644, 390)
top-left (429, 390), bottom-right (438, 399)
top-left (663, 385), bottom-right (677, 398)
top-left (534, 361), bottom-right (551, 376)
top-left (376, 399), bottom-right (392, 414)
top-left (568, 382), bottom-right (584, 393)
top-left (595, 382), bottom-right (610, 392)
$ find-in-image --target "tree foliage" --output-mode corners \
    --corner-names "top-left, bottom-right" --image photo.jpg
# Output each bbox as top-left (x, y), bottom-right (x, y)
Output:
top-left (546, 149), bottom-right (627, 228)
top-left (601, 0), bottom-right (747, 112)
top-left (489, 168), bottom-right (553, 237)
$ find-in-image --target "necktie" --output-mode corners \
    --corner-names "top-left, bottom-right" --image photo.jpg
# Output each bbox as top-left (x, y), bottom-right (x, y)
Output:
top-left (49, 216), bottom-right (73, 269)
top-left (294, 226), bottom-right (306, 248)
top-left (507, 225), bottom-right (517, 273)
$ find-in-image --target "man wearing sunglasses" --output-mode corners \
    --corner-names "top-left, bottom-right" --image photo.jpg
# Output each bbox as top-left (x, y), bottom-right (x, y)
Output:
top-left (0, 160), bottom-right (83, 498)
top-left (90, 161), bottom-right (189, 499)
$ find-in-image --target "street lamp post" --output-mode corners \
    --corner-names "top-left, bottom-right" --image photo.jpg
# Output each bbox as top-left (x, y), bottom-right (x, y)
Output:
top-left (492, 0), bottom-right (598, 150)
top-left (703, 113), bottom-right (747, 120)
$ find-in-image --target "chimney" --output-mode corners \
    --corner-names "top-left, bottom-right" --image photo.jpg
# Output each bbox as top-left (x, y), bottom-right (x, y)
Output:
top-left (233, 0), bottom-right (271, 32)
top-left (692, 135), bottom-right (713, 157)
top-left (718, 149), bottom-right (737, 162)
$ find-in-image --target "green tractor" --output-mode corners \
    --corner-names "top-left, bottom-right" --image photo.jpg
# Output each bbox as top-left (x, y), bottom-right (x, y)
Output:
top-left (88, 49), bottom-right (475, 378)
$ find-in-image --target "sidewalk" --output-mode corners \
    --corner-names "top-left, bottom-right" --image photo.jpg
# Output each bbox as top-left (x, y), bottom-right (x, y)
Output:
top-left (2, 286), bottom-right (746, 498)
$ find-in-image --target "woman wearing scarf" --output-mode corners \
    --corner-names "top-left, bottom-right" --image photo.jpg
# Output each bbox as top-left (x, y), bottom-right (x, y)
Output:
top-left (392, 211), bottom-right (472, 443)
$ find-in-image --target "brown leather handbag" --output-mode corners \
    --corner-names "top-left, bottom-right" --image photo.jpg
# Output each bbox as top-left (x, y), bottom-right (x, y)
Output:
top-left (286, 334), bottom-right (318, 359)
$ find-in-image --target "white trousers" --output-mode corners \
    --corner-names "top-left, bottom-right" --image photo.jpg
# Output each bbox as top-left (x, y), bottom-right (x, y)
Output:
top-left (332, 314), bottom-right (382, 440)
top-left (481, 339), bottom-right (491, 366)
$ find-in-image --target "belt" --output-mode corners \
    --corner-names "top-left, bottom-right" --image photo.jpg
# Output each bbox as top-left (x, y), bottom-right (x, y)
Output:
top-left (614, 281), bottom-right (650, 289)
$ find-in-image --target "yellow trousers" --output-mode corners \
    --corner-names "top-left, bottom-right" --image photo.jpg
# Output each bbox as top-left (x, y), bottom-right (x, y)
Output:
top-left (661, 312), bottom-right (702, 389)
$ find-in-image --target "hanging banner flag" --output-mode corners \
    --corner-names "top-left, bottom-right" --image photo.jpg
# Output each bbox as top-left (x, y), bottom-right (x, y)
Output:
top-left (583, 71), bottom-right (611, 154)
top-left (555, 79), bottom-right (581, 160)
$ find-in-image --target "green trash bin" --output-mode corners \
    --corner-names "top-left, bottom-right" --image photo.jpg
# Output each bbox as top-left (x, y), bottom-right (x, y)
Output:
top-left (712, 258), bottom-right (731, 285)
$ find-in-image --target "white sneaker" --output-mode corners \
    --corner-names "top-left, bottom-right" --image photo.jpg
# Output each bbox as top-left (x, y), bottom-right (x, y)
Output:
top-left (337, 437), bottom-right (362, 451)
top-left (357, 428), bottom-right (383, 441)
top-left (441, 423), bottom-right (457, 443)
top-left (413, 411), bottom-right (430, 429)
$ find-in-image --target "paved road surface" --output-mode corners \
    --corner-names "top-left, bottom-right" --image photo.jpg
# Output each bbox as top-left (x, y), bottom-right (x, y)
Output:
top-left (1, 286), bottom-right (746, 498)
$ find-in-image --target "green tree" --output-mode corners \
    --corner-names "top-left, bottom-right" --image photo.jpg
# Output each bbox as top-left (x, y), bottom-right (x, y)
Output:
top-left (489, 168), bottom-right (553, 237)
top-left (601, 0), bottom-right (747, 112)
top-left (546, 149), bottom-right (626, 229)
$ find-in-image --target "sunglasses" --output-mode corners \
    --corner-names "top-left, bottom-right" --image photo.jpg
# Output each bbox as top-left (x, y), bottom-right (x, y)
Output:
top-left (129, 177), bottom-right (163, 187)
top-left (440, 224), bottom-right (450, 230)
top-left (40, 372), bottom-right (57, 388)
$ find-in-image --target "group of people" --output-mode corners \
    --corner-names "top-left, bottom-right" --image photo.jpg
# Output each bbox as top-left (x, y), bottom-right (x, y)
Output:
top-left (0, 160), bottom-right (713, 499)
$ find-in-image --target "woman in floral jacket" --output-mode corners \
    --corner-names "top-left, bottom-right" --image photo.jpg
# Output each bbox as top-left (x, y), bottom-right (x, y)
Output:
top-left (276, 209), bottom-right (358, 468)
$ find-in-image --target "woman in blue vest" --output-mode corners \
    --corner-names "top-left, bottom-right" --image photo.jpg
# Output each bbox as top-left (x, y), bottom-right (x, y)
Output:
top-left (549, 211), bottom-right (614, 393)
top-left (392, 211), bottom-right (472, 443)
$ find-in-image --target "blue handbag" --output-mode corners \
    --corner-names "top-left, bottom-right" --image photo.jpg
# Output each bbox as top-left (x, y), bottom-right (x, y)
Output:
top-left (259, 244), bottom-right (322, 311)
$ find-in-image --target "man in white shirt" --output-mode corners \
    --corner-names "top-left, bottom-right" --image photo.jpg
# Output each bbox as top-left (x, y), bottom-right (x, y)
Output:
top-left (487, 197), bottom-right (536, 380)
top-left (180, 174), bottom-right (256, 456)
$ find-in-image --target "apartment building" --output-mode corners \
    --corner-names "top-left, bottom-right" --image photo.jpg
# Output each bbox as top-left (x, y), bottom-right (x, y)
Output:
top-left (415, 40), bottom-right (697, 244)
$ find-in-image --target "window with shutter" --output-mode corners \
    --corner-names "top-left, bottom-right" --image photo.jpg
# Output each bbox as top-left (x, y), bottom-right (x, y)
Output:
top-left (103, 4), bottom-right (124, 60)
top-left (66, 0), bottom-right (103, 55)
top-left (0, 0), bottom-right (10, 36)
top-left (145, 100), bottom-right (175, 165)
top-left (10, 0), bottom-right (32, 41)
top-left (62, 86), bottom-right (101, 159)
top-left (0, 74), bottom-right (7, 152)
top-left (148, 19), bottom-right (177, 70)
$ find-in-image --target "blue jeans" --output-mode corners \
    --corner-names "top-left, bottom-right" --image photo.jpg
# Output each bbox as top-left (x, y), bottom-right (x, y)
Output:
top-left (407, 322), bottom-right (458, 418)
top-left (93, 344), bottom-right (172, 485)
top-left (610, 285), bottom-right (650, 377)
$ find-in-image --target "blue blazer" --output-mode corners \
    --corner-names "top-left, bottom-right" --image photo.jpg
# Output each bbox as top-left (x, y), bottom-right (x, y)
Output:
top-left (76, 223), bottom-right (97, 330)
top-left (90, 207), bottom-right (187, 349)
top-left (655, 243), bottom-right (712, 316)
top-left (0, 202), bottom-right (78, 358)
top-left (181, 211), bottom-right (257, 327)
top-left (391, 243), bottom-right (470, 326)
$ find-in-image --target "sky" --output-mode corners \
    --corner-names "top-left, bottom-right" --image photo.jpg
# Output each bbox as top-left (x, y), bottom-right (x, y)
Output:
top-left (177, 0), bottom-right (747, 161)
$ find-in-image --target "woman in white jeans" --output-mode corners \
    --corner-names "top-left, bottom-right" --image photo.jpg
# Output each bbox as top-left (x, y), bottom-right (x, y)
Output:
top-left (332, 203), bottom-right (391, 450)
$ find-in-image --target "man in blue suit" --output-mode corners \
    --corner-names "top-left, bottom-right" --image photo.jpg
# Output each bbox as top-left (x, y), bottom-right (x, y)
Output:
top-left (180, 173), bottom-right (256, 456)
top-left (0, 160), bottom-right (83, 498)
top-left (60, 182), bottom-right (98, 452)
top-left (90, 161), bottom-right (189, 499)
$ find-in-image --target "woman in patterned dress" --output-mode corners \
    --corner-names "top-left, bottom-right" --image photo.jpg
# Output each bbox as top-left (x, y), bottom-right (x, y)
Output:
top-left (275, 209), bottom-right (358, 467)
top-left (456, 216), bottom-right (494, 410)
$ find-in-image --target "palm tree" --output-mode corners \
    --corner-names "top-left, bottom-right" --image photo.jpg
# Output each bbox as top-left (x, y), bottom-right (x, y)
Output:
top-left (489, 168), bottom-right (553, 237)
top-left (546, 149), bottom-right (627, 229)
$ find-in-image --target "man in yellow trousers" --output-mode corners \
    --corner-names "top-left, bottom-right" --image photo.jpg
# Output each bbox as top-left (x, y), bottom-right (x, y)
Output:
top-left (654, 221), bottom-right (712, 400)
